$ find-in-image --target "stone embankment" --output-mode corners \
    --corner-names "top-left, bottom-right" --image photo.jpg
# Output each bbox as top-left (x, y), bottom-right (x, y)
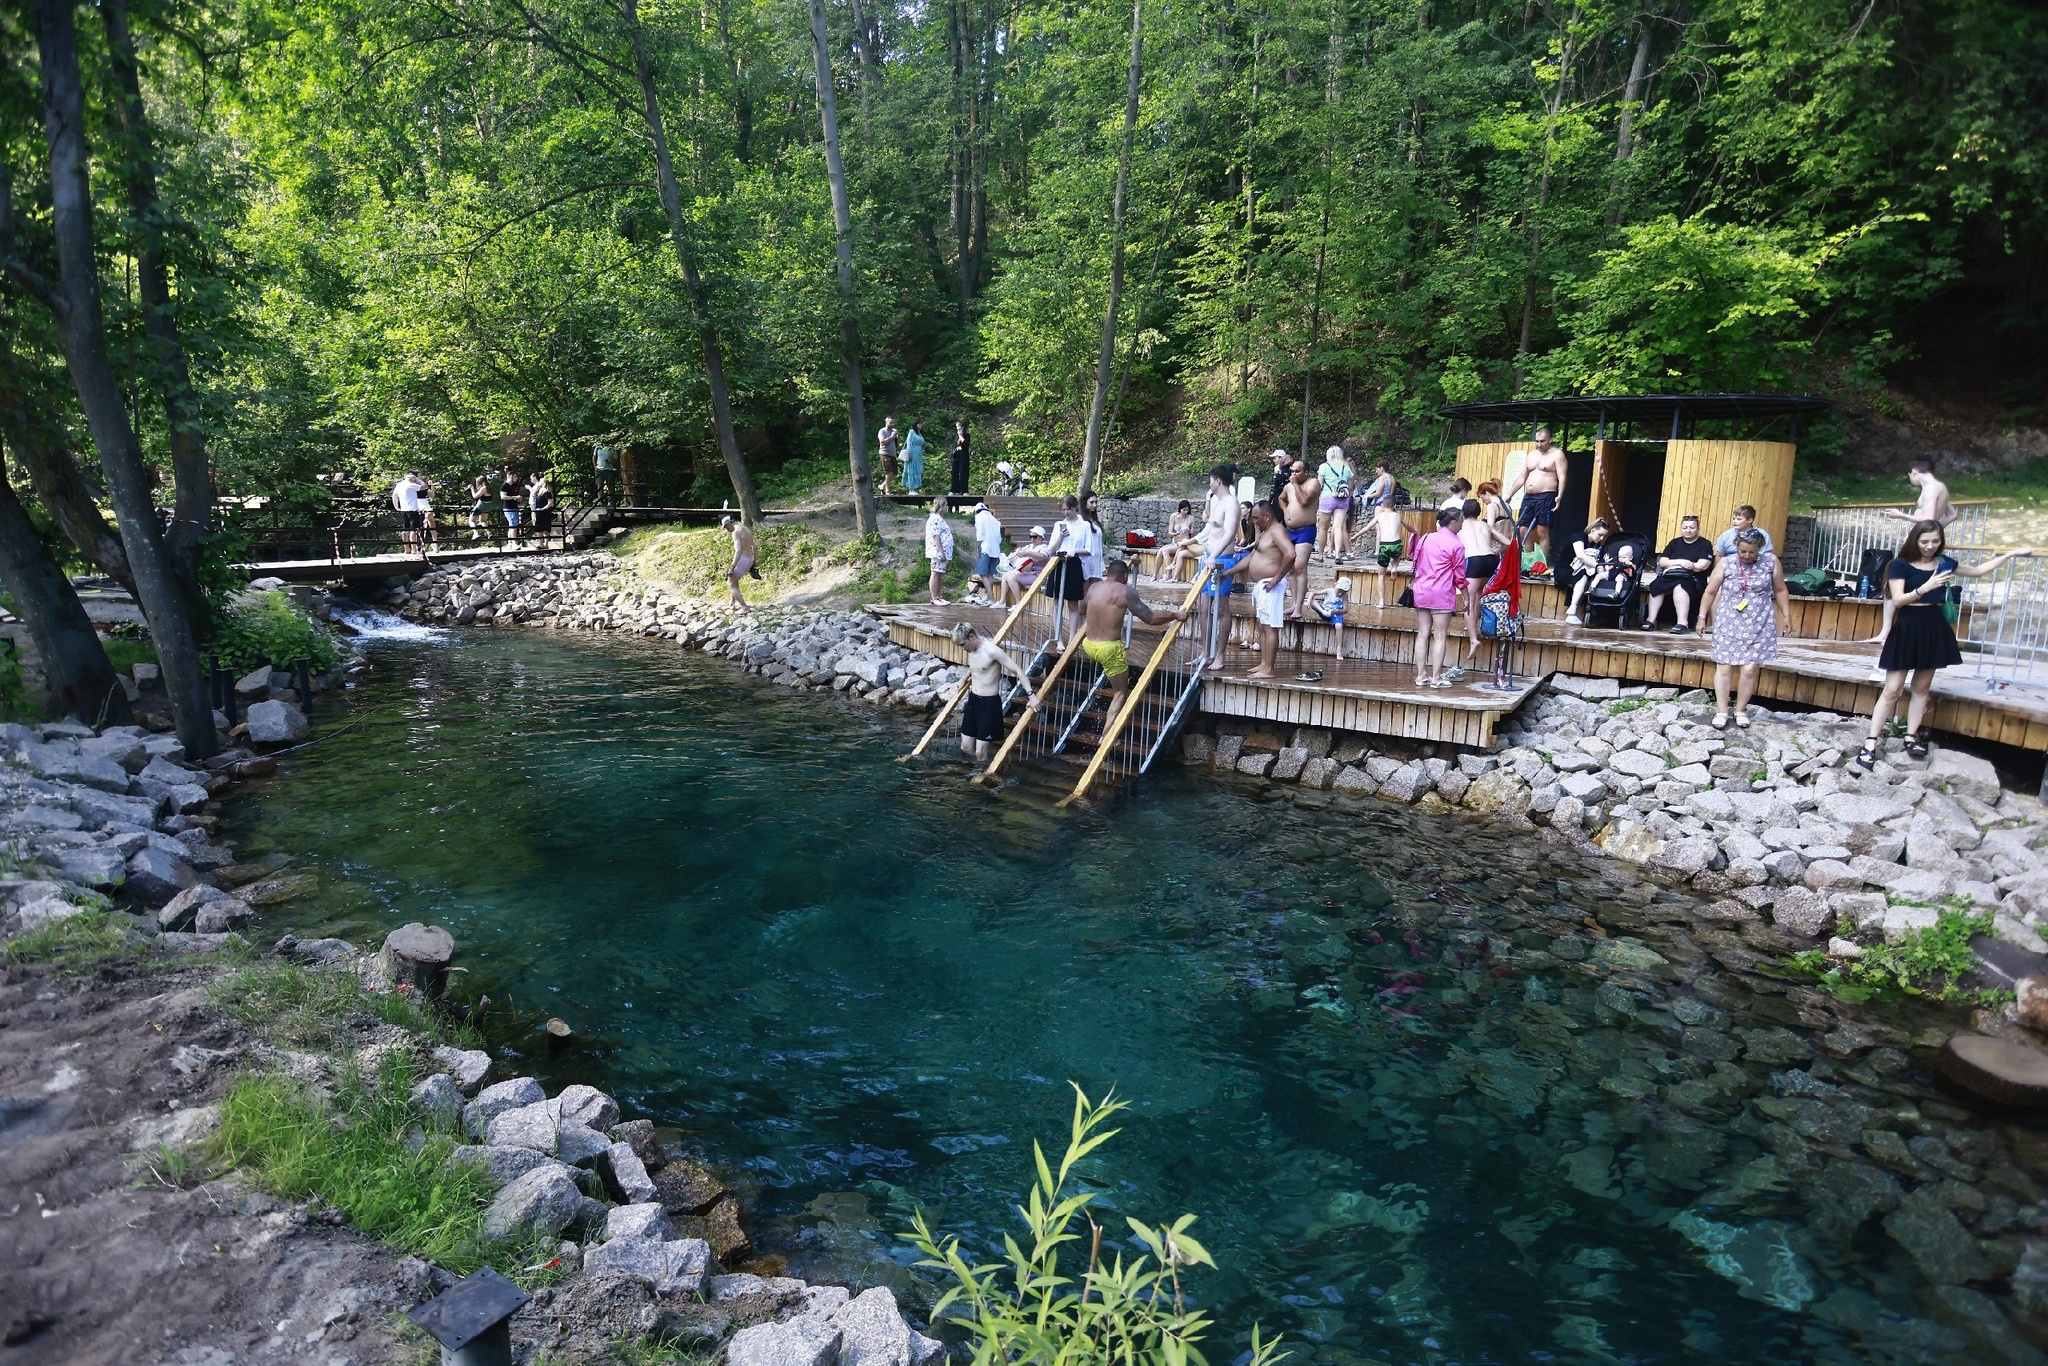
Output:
top-left (388, 554), bottom-right (2048, 973)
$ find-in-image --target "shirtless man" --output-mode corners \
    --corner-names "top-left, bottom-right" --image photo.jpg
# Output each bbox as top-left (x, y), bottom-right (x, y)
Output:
top-left (721, 515), bottom-right (756, 613)
top-left (1870, 460), bottom-right (1957, 642)
top-left (1886, 460), bottom-right (1956, 528)
top-left (1079, 561), bottom-right (1189, 711)
top-left (1278, 458), bottom-right (1321, 617)
top-left (1197, 464), bottom-right (1243, 669)
top-left (1503, 426), bottom-right (1568, 569)
top-left (951, 621), bottom-right (1038, 763)
top-left (1242, 501), bottom-right (1295, 681)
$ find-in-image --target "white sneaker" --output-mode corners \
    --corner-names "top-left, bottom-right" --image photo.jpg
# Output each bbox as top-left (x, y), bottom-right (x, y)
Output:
top-left (1566, 613), bottom-right (1581, 625)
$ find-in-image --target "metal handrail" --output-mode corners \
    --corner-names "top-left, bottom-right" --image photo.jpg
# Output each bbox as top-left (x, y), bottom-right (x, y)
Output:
top-left (901, 554), bottom-right (1067, 761)
top-left (1142, 659), bottom-right (1209, 775)
top-left (1808, 498), bottom-right (1996, 511)
top-left (973, 632), bottom-right (1087, 783)
top-left (1058, 568), bottom-right (1214, 807)
top-left (1052, 673), bottom-right (1107, 756)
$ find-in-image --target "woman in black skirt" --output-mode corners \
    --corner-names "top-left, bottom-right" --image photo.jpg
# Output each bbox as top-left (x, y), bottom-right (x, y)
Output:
top-left (1859, 519), bottom-right (2034, 767)
top-left (1044, 495), bottom-right (1091, 642)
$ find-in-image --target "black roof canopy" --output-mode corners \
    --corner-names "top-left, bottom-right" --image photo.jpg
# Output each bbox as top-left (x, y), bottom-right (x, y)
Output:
top-left (1438, 393), bottom-right (1831, 440)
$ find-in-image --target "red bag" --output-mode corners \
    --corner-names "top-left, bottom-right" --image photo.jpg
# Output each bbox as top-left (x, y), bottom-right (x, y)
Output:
top-left (1125, 529), bottom-right (1157, 548)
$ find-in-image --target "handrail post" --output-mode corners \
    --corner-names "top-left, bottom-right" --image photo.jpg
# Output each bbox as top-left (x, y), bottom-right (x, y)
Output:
top-left (902, 554), bottom-right (1067, 761)
top-left (1058, 568), bottom-right (1213, 808)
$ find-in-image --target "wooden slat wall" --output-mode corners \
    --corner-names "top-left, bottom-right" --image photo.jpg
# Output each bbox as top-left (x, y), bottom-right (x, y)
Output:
top-left (1589, 440), bottom-right (1628, 532)
top-left (1658, 439), bottom-right (1796, 552)
top-left (1200, 678), bottom-right (1500, 746)
top-left (1454, 442), bottom-right (1522, 492)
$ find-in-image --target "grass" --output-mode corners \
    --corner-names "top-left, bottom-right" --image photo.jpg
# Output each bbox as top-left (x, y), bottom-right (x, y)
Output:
top-left (614, 520), bottom-right (866, 600)
top-left (1792, 455), bottom-right (2048, 515)
top-left (102, 638), bottom-right (160, 675)
top-left (3, 908), bottom-right (135, 971)
top-left (609, 1337), bottom-right (719, 1366)
top-left (208, 957), bottom-right (478, 1052)
top-left (1788, 905), bottom-right (1993, 1004)
top-left (209, 1054), bottom-right (526, 1275)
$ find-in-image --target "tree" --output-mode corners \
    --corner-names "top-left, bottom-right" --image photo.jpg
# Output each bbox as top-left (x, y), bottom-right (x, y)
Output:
top-left (25, 0), bottom-right (214, 756)
top-left (1074, 0), bottom-right (1142, 501)
top-left (807, 0), bottom-right (878, 534)
top-left (0, 440), bottom-right (129, 725)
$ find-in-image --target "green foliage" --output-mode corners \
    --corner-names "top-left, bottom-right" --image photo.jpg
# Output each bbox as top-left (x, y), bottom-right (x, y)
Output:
top-left (906, 1085), bottom-right (1284, 1366)
top-left (2, 908), bottom-right (133, 971)
top-left (196, 528), bottom-right (257, 627)
top-left (211, 591), bottom-right (342, 676)
top-left (0, 643), bottom-right (31, 721)
top-left (209, 957), bottom-right (476, 1052)
top-left (1606, 699), bottom-right (1650, 716)
top-left (102, 638), bottom-right (161, 676)
top-left (209, 1055), bottom-right (517, 1274)
top-left (1790, 907), bottom-right (1993, 1003)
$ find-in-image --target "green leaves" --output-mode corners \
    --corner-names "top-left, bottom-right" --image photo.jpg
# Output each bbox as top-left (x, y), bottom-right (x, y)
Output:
top-left (904, 1083), bottom-right (1281, 1366)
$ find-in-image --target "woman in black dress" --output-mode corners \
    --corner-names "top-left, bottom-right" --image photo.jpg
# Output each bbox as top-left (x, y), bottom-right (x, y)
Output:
top-left (1858, 519), bottom-right (2034, 767)
top-left (949, 420), bottom-right (971, 497)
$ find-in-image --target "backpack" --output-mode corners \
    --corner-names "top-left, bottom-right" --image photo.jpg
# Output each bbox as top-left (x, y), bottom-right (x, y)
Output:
top-left (1479, 589), bottom-right (1522, 640)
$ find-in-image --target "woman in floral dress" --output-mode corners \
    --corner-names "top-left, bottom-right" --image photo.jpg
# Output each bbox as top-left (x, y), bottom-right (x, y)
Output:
top-left (1695, 528), bottom-right (1790, 730)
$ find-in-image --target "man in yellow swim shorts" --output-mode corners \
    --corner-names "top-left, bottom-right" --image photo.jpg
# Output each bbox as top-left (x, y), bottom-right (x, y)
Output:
top-left (1081, 561), bottom-right (1188, 710)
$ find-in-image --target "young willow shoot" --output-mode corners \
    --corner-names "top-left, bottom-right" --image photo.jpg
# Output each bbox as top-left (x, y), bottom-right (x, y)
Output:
top-left (905, 1085), bottom-right (1284, 1366)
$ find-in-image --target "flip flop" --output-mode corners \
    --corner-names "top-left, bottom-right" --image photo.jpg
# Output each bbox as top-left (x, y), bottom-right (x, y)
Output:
top-left (1297, 670), bottom-right (1325, 682)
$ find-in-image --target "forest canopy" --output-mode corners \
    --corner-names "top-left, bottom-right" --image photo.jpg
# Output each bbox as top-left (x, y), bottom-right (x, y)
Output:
top-left (2, 0), bottom-right (2044, 511)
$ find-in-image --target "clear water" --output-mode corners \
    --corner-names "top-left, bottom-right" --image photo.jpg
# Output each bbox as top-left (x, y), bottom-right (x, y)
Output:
top-left (227, 625), bottom-right (2039, 1365)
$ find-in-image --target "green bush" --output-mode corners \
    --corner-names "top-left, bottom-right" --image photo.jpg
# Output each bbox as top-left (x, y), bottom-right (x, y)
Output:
top-left (211, 591), bottom-right (342, 675)
top-left (906, 1086), bottom-right (1284, 1366)
top-left (1789, 905), bottom-right (1992, 1003)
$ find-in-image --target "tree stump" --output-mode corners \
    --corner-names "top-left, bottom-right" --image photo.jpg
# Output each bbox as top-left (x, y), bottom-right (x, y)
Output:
top-left (377, 922), bottom-right (455, 999)
top-left (1934, 1033), bottom-right (2048, 1109)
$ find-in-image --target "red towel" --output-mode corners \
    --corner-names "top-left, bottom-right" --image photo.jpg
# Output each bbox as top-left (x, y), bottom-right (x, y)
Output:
top-left (1486, 537), bottom-right (1522, 615)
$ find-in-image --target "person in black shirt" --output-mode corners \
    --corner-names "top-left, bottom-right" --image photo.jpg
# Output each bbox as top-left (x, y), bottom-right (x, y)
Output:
top-left (1640, 515), bottom-right (1714, 632)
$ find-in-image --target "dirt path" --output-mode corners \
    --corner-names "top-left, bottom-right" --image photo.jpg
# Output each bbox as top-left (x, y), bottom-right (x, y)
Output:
top-left (0, 958), bottom-right (417, 1366)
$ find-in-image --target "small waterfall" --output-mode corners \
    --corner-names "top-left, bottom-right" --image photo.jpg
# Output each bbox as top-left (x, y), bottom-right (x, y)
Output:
top-left (332, 601), bottom-right (444, 642)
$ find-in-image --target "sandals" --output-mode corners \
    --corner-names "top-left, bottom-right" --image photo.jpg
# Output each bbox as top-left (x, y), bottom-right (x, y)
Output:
top-left (1711, 713), bottom-right (1730, 731)
top-left (1903, 733), bottom-right (1929, 760)
top-left (1735, 714), bottom-right (1752, 729)
top-left (1854, 739), bottom-right (1880, 769)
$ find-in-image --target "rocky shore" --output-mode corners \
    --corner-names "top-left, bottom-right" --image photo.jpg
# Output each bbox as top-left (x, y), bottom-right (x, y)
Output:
top-left (386, 553), bottom-right (2048, 970)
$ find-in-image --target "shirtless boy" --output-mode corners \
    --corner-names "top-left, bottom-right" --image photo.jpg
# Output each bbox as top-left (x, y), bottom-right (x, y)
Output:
top-left (1243, 501), bottom-right (1296, 681)
top-left (1503, 426), bottom-right (1568, 569)
top-left (951, 621), bottom-right (1038, 763)
top-left (721, 515), bottom-right (756, 613)
top-left (1079, 562), bottom-right (1189, 710)
top-left (1278, 458), bottom-right (1321, 617)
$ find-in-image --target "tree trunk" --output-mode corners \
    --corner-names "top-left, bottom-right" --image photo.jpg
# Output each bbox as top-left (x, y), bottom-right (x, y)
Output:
top-left (624, 0), bottom-right (763, 524)
top-left (1515, 4), bottom-right (1582, 390)
top-left (807, 0), bottom-right (877, 535)
top-left (950, 0), bottom-right (972, 320)
top-left (1301, 0), bottom-right (1342, 462)
top-left (100, 0), bottom-right (212, 610)
top-left (1076, 0), bottom-right (1144, 501)
top-left (0, 446), bottom-right (129, 725)
top-left (1607, 14), bottom-right (1654, 225)
top-left (34, 0), bottom-right (214, 756)
top-left (0, 340), bottom-right (133, 588)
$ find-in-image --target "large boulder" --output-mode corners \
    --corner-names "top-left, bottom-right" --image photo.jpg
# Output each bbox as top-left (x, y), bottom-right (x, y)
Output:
top-left (605, 1202), bottom-right (677, 1243)
top-left (56, 846), bottom-right (128, 890)
top-left (1462, 769), bottom-right (1531, 817)
top-left (481, 1164), bottom-right (602, 1241)
top-left (192, 898), bottom-right (255, 934)
top-left (465, 1076), bottom-right (546, 1139)
top-left (834, 1287), bottom-right (947, 1366)
top-left (488, 1101), bottom-right (560, 1154)
top-left (727, 1315), bottom-right (842, 1366)
top-left (430, 1044), bottom-right (492, 1095)
top-left (410, 1073), bottom-right (465, 1128)
top-left (583, 1235), bottom-right (710, 1297)
top-left (244, 699), bottom-right (310, 746)
top-left (447, 1144), bottom-right (556, 1188)
top-left (554, 1083), bottom-right (619, 1131)
top-left (124, 847), bottom-right (198, 907)
top-left (600, 1141), bottom-right (659, 1205)
top-left (1927, 747), bottom-right (2001, 805)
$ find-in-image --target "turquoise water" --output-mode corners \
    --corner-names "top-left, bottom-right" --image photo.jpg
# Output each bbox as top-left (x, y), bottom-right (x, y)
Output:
top-left (226, 624), bottom-right (2034, 1365)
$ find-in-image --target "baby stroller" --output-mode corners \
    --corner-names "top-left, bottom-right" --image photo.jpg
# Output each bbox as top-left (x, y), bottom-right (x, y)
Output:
top-left (1579, 531), bottom-right (1653, 630)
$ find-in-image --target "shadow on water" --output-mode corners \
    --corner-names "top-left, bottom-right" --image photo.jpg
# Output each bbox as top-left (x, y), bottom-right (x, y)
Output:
top-left (225, 627), bottom-right (2048, 1365)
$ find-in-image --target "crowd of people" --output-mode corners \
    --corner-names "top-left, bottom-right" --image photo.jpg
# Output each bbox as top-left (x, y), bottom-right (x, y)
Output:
top-left (389, 467), bottom-right (559, 555)
top-left (916, 441), bottom-right (2033, 769)
top-left (874, 415), bottom-right (975, 497)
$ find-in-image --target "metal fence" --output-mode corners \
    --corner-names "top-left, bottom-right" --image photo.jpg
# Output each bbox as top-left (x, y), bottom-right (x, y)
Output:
top-left (1808, 500), bottom-right (1993, 578)
top-left (1956, 551), bottom-right (2048, 694)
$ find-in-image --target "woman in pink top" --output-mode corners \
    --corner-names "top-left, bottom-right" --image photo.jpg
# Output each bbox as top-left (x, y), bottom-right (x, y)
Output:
top-left (1411, 506), bottom-right (1468, 688)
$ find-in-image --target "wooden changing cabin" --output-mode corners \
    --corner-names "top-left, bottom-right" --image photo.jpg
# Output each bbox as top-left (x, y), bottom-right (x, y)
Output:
top-left (1435, 393), bottom-right (1832, 559)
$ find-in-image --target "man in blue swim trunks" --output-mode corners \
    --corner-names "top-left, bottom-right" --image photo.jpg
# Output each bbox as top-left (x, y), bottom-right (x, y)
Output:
top-left (1279, 457), bottom-right (1321, 618)
top-left (1503, 426), bottom-right (1567, 574)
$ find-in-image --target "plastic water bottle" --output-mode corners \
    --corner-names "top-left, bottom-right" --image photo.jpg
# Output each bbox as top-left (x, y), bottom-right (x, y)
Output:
top-left (1857, 571), bottom-right (1872, 599)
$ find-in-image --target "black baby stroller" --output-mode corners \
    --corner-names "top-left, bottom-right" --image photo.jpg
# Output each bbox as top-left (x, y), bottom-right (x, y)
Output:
top-left (1579, 531), bottom-right (1653, 630)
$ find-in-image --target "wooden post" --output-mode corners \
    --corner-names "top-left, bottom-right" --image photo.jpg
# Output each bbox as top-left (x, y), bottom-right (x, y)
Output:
top-left (376, 922), bottom-right (454, 999)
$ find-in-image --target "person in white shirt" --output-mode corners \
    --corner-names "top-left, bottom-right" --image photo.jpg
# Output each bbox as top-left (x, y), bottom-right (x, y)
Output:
top-left (392, 473), bottom-right (424, 554)
top-left (971, 500), bottom-right (1005, 603)
top-left (925, 497), bottom-right (956, 605)
top-left (1080, 493), bottom-right (1107, 581)
top-left (1045, 497), bottom-right (1094, 643)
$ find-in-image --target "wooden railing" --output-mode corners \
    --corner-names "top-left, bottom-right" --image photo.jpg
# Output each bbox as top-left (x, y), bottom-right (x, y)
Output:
top-left (901, 555), bottom-right (1066, 761)
top-left (1058, 568), bottom-right (1213, 807)
top-left (973, 632), bottom-right (1087, 783)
